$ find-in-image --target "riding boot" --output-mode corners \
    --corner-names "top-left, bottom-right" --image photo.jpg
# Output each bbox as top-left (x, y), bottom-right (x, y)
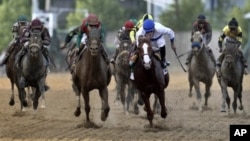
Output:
top-left (15, 48), bottom-right (26, 69)
top-left (239, 50), bottom-right (248, 75)
top-left (71, 48), bottom-right (79, 74)
top-left (185, 51), bottom-right (193, 65)
top-left (216, 53), bottom-right (225, 77)
top-left (111, 48), bottom-right (119, 64)
top-left (130, 64), bottom-right (135, 80)
top-left (160, 46), bottom-right (167, 69)
top-left (42, 47), bottom-right (50, 67)
top-left (0, 53), bottom-right (9, 66)
top-left (0, 41), bottom-right (16, 66)
top-left (208, 48), bottom-right (216, 66)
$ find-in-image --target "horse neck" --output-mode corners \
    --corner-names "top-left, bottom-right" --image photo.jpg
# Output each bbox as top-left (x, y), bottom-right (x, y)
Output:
top-left (82, 49), bottom-right (104, 70)
top-left (25, 51), bottom-right (44, 66)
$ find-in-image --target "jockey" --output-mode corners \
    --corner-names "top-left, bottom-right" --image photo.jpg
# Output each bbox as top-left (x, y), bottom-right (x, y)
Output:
top-left (217, 17), bottom-right (248, 75)
top-left (129, 19), bottom-right (176, 80)
top-left (75, 13), bottom-right (109, 63)
top-left (16, 18), bottom-right (51, 70)
top-left (0, 15), bottom-right (29, 66)
top-left (185, 14), bottom-right (215, 65)
top-left (111, 20), bottom-right (135, 64)
top-left (60, 26), bottom-right (81, 49)
top-left (129, 13), bottom-right (153, 45)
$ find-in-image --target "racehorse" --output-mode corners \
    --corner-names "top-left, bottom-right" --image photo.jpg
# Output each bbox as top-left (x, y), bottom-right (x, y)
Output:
top-left (115, 40), bottom-right (139, 115)
top-left (188, 31), bottom-right (215, 112)
top-left (133, 35), bottom-right (169, 127)
top-left (72, 28), bottom-right (111, 123)
top-left (217, 37), bottom-right (244, 114)
top-left (5, 41), bottom-right (22, 106)
top-left (16, 30), bottom-right (47, 111)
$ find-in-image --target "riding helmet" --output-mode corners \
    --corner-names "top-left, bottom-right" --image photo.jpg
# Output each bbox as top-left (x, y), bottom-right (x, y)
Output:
top-left (228, 18), bottom-right (238, 28)
top-left (87, 14), bottom-right (99, 26)
top-left (124, 20), bottom-right (134, 31)
top-left (30, 18), bottom-right (42, 29)
top-left (143, 19), bottom-right (155, 33)
top-left (197, 14), bottom-right (206, 20)
top-left (17, 15), bottom-right (29, 22)
top-left (142, 13), bottom-right (153, 21)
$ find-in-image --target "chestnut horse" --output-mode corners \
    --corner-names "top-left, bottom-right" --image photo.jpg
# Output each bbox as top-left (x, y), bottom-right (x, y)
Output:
top-left (72, 28), bottom-right (111, 123)
top-left (133, 36), bottom-right (169, 127)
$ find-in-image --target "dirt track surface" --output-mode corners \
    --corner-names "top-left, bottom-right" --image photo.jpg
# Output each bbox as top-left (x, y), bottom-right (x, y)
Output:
top-left (0, 70), bottom-right (250, 141)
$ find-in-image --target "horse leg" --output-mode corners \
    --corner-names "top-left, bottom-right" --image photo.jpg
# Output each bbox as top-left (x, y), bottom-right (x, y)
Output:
top-left (237, 85), bottom-right (244, 111)
top-left (193, 79), bottom-right (202, 112)
top-left (141, 93), bottom-right (154, 127)
top-left (220, 81), bottom-right (230, 113)
top-left (204, 81), bottom-right (212, 108)
top-left (128, 83), bottom-right (139, 115)
top-left (99, 88), bottom-right (110, 121)
top-left (73, 83), bottom-right (81, 117)
top-left (188, 73), bottom-right (193, 97)
top-left (117, 78), bottom-right (126, 113)
top-left (33, 88), bottom-right (41, 110)
top-left (18, 88), bottom-right (28, 111)
top-left (157, 90), bottom-right (167, 118)
top-left (152, 95), bottom-right (161, 115)
top-left (9, 81), bottom-right (15, 106)
top-left (82, 91), bottom-right (91, 122)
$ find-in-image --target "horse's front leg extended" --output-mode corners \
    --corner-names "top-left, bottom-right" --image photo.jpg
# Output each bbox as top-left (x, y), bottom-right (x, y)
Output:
top-left (157, 91), bottom-right (167, 118)
top-left (83, 90), bottom-right (91, 122)
top-left (193, 79), bottom-right (202, 112)
top-left (235, 85), bottom-right (244, 111)
top-left (204, 81), bottom-right (212, 107)
top-left (9, 82), bottom-right (15, 106)
top-left (141, 93), bottom-right (154, 127)
top-left (221, 82), bottom-right (230, 113)
top-left (18, 88), bottom-right (28, 111)
top-left (73, 83), bottom-right (81, 117)
top-left (99, 88), bottom-right (110, 121)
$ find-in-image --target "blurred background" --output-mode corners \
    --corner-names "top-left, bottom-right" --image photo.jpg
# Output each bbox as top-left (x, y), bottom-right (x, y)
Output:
top-left (0, 0), bottom-right (250, 72)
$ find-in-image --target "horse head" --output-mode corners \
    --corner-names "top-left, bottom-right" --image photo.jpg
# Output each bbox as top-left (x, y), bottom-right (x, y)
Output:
top-left (28, 30), bottom-right (43, 57)
top-left (224, 37), bottom-right (239, 64)
top-left (191, 31), bottom-right (204, 55)
top-left (137, 35), bottom-right (153, 70)
top-left (86, 28), bottom-right (101, 56)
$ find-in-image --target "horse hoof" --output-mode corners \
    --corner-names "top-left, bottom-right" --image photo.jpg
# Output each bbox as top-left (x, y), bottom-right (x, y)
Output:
top-left (9, 100), bottom-right (15, 106)
top-left (101, 109), bottom-right (110, 121)
top-left (221, 110), bottom-right (226, 113)
top-left (161, 111), bottom-right (167, 118)
top-left (239, 106), bottom-right (244, 110)
top-left (74, 108), bottom-right (81, 117)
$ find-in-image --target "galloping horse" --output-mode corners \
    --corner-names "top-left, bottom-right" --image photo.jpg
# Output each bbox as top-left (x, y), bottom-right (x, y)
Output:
top-left (218, 37), bottom-right (244, 114)
top-left (16, 30), bottom-right (47, 110)
top-left (5, 41), bottom-right (22, 106)
top-left (73, 28), bottom-right (111, 123)
top-left (115, 40), bottom-right (139, 115)
top-left (133, 36), bottom-right (169, 127)
top-left (188, 31), bottom-right (215, 112)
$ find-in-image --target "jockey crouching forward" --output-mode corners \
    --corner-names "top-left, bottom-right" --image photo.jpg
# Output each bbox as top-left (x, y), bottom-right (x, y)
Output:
top-left (129, 19), bottom-right (176, 80)
top-left (0, 15), bottom-right (30, 66)
top-left (72, 14), bottom-right (109, 71)
top-left (217, 17), bottom-right (248, 75)
top-left (16, 18), bottom-right (51, 90)
top-left (186, 14), bottom-right (216, 65)
top-left (111, 20), bottom-right (135, 63)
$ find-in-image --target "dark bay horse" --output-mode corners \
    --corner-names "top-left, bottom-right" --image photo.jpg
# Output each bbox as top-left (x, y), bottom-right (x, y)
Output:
top-left (133, 36), bottom-right (169, 127)
top-left (218, 37), bottom-right (244, 114)
top-left (16, 30), bottom-right (47, 111)
top-left (5, 42), bottom-right (22, 106)
top-left (72, 28), bottom-right (111, 123)
top-left (114, 40), bottom-right (139, 115)
top-left (188, 31), bottom-right (215, 112)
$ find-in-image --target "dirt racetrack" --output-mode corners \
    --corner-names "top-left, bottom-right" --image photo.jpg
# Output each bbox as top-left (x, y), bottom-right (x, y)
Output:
top-left (0, 68), bottom-right (250, 141)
